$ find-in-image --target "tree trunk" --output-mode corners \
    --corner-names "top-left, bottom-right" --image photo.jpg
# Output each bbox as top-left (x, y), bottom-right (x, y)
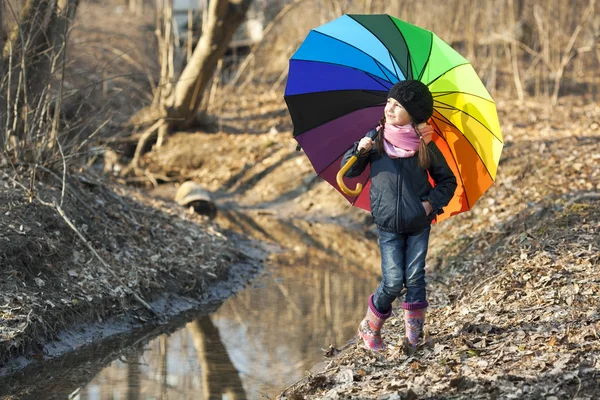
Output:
top-left (1, 0), bottom-right (51, 151)
top-left (158, 335), bottom-right (168, 398)
top-left (27, 0), bottom-right (79, 103)
top-left (1, 0), bottom-right (55, 140)
top-left (123, 0), bottom-right (252, 175)
top-left (165, 0), bottom-right (252, 128)
top-left (0, 0), bottom-right (5, 150)
top-left (388, 1), bottom-right (401, 18)
top-left (129, 0), bottom-right (142, 15)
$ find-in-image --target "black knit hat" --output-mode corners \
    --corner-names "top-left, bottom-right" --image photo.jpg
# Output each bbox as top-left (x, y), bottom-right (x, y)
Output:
top-left (387, 80), bottom-right (433, 124)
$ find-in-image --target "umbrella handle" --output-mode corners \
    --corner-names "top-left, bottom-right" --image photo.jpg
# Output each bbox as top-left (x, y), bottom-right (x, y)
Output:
top-left (336, 155), bottom-right (363, 196)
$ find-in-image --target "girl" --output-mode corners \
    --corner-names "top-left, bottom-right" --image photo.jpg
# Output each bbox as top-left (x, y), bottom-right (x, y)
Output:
top-left (341, 80), bottom-right (457, 353)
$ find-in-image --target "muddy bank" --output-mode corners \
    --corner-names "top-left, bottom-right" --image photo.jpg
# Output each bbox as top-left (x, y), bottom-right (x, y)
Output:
top-left (0, 169), bottom-right (265, 373)
top-left (0, 255), bottom-right (264, 399)
top-left (0, 0), bottom-right (269, 374)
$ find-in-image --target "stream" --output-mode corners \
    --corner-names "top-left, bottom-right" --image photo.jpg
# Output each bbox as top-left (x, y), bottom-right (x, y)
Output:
top-left (72, 264), bottom-right (376, 399)
top-left (2, 209), bottom-right (379, 399)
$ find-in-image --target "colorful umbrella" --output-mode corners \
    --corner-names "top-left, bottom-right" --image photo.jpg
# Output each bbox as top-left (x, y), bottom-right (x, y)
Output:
top-left (284, 14), bottom-right (503, 222)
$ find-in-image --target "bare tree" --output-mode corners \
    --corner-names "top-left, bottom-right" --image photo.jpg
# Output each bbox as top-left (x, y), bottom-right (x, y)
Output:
top-left (0, 0), bottom-right (79, 162)
top-left (547, 0), bottom-right (597, 105)
top-left (124, 0), bottom-right (253, 175)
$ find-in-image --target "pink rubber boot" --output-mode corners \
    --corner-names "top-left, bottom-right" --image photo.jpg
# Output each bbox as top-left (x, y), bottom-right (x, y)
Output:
top-left (402, 302), bottom-right (427, 355)
top-left (358, 294), bottom-right (392, 351)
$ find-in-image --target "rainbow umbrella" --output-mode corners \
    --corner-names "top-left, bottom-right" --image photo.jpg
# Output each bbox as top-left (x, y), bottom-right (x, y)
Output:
top-left (284, 14), bottom-right (503, 222)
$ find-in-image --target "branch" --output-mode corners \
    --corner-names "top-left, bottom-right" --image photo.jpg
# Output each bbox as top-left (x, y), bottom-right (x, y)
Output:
top-left (489, 33), bottom-right (544, 61)
top-left (566, 192), bottom-right (600, 206)
top-left (120, 118), bottom-right (164, 176)
top-left (551, 0), bottom-right (597, 105)
top-left (0, 1), bottom-right (4, 61)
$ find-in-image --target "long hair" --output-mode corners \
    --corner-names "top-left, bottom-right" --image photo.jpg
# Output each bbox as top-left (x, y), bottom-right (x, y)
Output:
top-left (376, 116), bottom-right (431, 170)
top-left (414, 123), bottom-right (431, 170)
top-left (375, 116), bottom-right (386, 156)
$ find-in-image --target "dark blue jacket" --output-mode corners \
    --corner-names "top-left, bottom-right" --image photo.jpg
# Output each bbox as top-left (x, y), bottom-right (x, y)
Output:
top-left (342, 128), bottom-right (457, 234)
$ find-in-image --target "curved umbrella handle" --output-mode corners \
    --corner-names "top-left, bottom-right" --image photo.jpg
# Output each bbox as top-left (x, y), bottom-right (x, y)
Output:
top-left (336, 155), bottom-right (363, 196)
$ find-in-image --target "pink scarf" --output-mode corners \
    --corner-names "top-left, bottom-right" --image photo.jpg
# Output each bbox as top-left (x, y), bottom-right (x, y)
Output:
top-left (382, 123), bottom-right (421, 158)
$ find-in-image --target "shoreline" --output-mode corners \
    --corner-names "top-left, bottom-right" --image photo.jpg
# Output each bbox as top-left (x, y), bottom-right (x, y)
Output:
top-left (0, 249), bottom-right (264, 395)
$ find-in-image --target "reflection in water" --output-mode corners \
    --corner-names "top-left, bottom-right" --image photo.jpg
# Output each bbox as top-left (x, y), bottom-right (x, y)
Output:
top-left (74, 263), bottom-right (377, 399)
top-left (126, 351), bottom-right (140, 400)
top-left (190, 316), bottom-right (246, 400)
top-left (76, 316), bottom-right (246, 399)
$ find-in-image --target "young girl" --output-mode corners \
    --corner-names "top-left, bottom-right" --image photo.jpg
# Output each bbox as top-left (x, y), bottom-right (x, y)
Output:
top-left (341, 80), bottom-right (457, 353)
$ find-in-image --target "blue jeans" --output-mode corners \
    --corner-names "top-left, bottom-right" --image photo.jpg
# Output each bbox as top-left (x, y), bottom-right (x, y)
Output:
top-left (373, 227), bottom-right (430, 313)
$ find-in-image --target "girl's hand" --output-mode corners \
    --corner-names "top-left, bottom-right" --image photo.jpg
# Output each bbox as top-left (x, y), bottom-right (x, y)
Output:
top-left (417, 123), bottom-right (434, 144)
top-left (357, 137), bottom-right (374, 153)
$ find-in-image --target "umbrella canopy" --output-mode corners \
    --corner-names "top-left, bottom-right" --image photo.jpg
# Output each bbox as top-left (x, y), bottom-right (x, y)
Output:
top-left (284, 14), bottom-right (503, 222)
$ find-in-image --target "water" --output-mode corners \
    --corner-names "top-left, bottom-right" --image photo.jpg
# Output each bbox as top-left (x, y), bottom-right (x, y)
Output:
top-left (65, 263), bottom-right (377, 399)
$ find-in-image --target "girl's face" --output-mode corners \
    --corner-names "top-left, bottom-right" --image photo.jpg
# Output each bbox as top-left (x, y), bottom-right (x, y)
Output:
top-left (385, 98), bottom-right (412, 126)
